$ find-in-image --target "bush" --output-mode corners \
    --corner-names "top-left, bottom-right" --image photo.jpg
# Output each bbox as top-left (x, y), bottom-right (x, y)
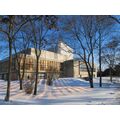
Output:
top-left (23, 80), bottom-right (34, 94)
top-left (46, 77), bottom-right (53, 86)
top-left (41, 79), bottom-right (46, 84)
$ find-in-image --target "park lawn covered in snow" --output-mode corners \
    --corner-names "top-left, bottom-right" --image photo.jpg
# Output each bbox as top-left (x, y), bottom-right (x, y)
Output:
top-left (0, 77), bottom-right (120, 105)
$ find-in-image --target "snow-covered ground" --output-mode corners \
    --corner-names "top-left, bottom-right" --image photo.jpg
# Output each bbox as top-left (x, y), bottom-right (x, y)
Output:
top-left (0, 77), bottom-right (120, 105)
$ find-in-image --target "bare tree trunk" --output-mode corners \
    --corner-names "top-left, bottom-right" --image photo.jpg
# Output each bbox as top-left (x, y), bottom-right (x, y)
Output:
top-left (86, 62), bottom-right (93, 88)
top-left (13, 43), bottom-right (23, 90)
top-left (5, 39), bottom-right (12, 101)
top-left (89, 36), bottom-right (94, 88)
top-left (16, 65), bottom-right (22, 90)
top-left (34, 56), bottom-right (39, 95)
top-left (21, 54), bottom-right (27, 80)
top-left (85, 62), bottom-right (94, 88)
top-left (15, 61), bottom-right (23, 90)
top-left (98, 30), bottom-right (102, 87)
top-left (89, 76), bottom-right (93, 88)
top-left (18, 63), bottom-right (23, 90)
top-left (110, 67), bottom-right (113, 82)
top-left (99, 35), bottom-right (102, 87)
top-left (91, 52), bottom-right (94, 88)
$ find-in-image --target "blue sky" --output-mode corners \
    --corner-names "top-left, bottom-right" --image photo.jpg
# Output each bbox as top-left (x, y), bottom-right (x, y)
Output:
top-left (0, 15), bottom-right (120, 70)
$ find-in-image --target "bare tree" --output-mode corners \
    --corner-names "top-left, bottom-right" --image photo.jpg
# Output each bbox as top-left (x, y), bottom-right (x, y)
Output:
top-left (63, 16), bottom-right (98, 88)
top-left (0, 15), bottom-right (29, 101)
top-left (95, 15), bottom-right (115, 87)
top-left (12, 29), bottom-right (31, 90)
top-left (102, 38), bottom-right (120, 82)
top-left (46, 66), bottom-right (59, 86)
top-left (29, 15), bottom-right (58, 95)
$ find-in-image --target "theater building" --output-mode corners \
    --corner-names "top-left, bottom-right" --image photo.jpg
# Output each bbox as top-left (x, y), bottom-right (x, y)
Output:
top-left (0, 41), bottom-right (97, 80)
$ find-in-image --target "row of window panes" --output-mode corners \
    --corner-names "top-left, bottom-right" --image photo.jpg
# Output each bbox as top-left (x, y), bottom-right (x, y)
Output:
top-left (80, 67), bottom-right (96, 72)
top-left (0, 59), bottom-right (60, 72)
top-left (19, 60), bottom-right (60, 71)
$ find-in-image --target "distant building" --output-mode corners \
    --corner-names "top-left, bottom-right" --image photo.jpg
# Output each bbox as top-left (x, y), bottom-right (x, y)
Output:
top-left (0, 41), bottom-right (97, 80)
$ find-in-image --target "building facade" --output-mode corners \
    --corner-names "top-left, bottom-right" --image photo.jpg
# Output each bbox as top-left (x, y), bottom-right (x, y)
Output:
top-left (61, 60), bottom-right (97, 78)
top-left (0, 41), bottom-right (97, 80)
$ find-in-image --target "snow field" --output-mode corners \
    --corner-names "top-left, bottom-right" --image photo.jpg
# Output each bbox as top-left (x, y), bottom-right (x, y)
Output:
top-left (0, 77), bottom-right (120, 105)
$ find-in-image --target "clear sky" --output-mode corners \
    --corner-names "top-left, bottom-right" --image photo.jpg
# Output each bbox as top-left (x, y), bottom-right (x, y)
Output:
top-left (0, 15), bottom-right (120, 70)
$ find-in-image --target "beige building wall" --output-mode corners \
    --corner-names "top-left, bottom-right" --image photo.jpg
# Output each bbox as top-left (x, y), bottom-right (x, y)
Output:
top-left (62, 60), bottom-right (97, 78)
top-left (19, 51), bottom-right (62, 80)
top-left (30, 48), bottom-right (70, 62)
top-left (57, 41), bottom-right (74, 60)
top-left (73, 61), bottom-right (80, 78)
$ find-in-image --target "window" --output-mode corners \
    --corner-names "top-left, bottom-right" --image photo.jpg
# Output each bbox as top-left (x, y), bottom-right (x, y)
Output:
top-left (25, 64), bottom-right (30, 70)
top-left (80, 64), bottom-right (87, 72)
top-left (80, 64), bottom-right (96, 72)
top-left (40, 60), bottom-right (46, 71)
